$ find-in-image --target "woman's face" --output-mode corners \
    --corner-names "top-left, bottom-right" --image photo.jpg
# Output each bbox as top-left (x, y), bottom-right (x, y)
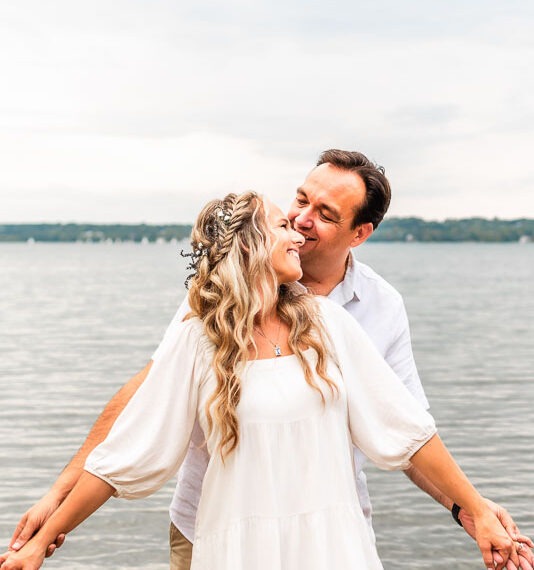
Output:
top-left (266, 201), bottom-right (305, 284)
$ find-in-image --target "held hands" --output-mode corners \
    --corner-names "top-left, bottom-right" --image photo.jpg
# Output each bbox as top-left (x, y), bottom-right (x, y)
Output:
top-left (460, 500), bottom-right (534, 570)
top-left (7, 492), bottom-right (66, 560)
top-left (0, 537), bottom-right (48, 570)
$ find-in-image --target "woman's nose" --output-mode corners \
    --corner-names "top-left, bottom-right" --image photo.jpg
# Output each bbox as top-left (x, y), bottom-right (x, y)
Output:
top-left (293, 230), bottom-right (305, 247)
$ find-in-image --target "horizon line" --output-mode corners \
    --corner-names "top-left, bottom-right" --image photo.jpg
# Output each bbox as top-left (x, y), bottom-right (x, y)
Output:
top-left (2, 215), bottom-right (534, 226)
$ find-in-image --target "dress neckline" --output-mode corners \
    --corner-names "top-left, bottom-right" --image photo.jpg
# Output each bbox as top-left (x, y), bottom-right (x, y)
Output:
top-left (246, 347), bottom-right (314, 365)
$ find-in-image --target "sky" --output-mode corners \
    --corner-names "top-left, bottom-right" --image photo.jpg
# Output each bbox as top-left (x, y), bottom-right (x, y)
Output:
top-left (1, 0), bottom-right (533, 223)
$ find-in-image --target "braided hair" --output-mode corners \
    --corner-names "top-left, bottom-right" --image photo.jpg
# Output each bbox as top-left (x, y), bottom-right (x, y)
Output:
top-left (186, 192), bottom-right (337, 459)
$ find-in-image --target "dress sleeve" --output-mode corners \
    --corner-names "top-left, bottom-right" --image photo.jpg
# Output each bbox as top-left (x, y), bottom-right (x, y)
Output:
top-left (318, 298), bottom-right (437, 471)
top-left (85, 318), bottom-right (208, 499)
top-left (151, 296), bottom-right (192, 362)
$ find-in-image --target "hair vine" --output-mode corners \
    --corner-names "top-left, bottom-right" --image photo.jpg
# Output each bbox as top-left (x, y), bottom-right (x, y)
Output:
top-left (180, 204), bottom-right (235, 288)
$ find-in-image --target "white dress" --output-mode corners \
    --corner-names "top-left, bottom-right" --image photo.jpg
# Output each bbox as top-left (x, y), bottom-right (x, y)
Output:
top-left (85, 297), bottom-right (436, 570)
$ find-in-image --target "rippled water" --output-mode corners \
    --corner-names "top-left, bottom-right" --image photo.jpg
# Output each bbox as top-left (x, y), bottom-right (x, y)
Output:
top-left (1, 242), bottom-right (533, 569)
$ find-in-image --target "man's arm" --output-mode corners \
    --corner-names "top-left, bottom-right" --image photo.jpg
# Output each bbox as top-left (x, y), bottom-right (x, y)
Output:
top-left (9, 361), bottom-right (153, 554)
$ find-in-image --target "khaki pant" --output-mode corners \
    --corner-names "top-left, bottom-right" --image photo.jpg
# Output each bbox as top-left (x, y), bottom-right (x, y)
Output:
top-left (169, 522), bottom-right (193, 570)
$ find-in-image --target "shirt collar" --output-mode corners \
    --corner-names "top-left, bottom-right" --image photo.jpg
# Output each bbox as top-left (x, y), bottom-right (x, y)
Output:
top-left (327, 250), bottom-right (361, 305)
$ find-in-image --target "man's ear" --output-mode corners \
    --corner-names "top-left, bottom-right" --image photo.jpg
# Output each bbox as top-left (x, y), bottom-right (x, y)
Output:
top-left (350, 222), bottom-right (374, 248)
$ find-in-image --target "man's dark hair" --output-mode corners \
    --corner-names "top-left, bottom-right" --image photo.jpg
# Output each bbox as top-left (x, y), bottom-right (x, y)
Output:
top-left (316, 149), bottom-right (391, 230)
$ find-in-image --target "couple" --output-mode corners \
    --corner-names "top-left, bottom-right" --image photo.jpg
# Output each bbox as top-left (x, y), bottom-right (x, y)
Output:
top-left (2, 150), bottom-right (532, 569)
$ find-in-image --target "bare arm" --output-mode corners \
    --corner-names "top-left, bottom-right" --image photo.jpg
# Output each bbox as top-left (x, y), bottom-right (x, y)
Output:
top-left (405, 464), bottom-right (526, 536)
top-left (410, 434), bottom-right (519, 570)
top-left (1, 472), bottom-right (116, 570)
top-left (403, 463), bottom-right (452, 510)
top-left (389, 311), bottom-right (531, 565)
top-left (404, 457), bottom-right (534, 569)
top-left (8, 362), bottom-right (152, 553)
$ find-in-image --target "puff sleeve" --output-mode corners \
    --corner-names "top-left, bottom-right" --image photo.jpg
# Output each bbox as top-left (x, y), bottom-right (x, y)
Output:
top-left (318, 297), bottom-right (436, 471)
top-left (84, 318), bottom-right (209, 499)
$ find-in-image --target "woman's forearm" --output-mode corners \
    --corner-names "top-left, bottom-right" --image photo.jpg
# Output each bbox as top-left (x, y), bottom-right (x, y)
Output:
top-left (410, 434), bottom-right (486, 516)
top-left (410, 434), bottom-right (518, 570)
top-left (33, 471), bottom-right (115, 551)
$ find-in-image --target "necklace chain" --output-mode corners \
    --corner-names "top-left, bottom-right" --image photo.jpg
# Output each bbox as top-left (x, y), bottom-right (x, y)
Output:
top-left (255, 319), bottom-right (282, 357)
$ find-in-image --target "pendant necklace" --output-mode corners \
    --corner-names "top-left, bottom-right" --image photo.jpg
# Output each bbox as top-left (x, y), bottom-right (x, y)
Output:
top-left (255, 319), bottom-right (282, 357)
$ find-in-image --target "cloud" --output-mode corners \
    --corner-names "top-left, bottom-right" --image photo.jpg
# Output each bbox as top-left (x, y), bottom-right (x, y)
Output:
top-left (0, 130), bottom-right (308, 222)
top-left (0, 0), bottom-right (533, 221)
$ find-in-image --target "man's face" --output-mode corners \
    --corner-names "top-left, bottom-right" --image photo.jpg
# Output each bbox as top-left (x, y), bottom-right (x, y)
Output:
top-left (287, 163), bottom-right (367, 266)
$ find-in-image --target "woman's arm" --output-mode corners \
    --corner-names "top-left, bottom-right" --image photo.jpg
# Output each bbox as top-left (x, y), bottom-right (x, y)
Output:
top-left (319, 302), bottom-right (524, 570)
top-left (3, 317), bottom-right (204, 569)
top-left (8, 362), bottom-right (152, 557)
top-left (8, 299), bottom-right (193, 555)
top-left (410, 434), bottom-right (519, 570)
top-left (1, 472), bottom-right (115, 570)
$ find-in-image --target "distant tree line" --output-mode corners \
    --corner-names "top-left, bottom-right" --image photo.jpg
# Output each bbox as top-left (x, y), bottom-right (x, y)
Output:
top-left (0, 218), bottom-right (533, 243)
top-left (370, 217), bottom-right (533, 242)
top-left (0, 223), bottom-right (193, 243)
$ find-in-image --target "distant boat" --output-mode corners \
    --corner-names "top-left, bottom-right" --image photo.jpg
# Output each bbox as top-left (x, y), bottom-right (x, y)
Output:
top-left (141, 237), bottom-right (149, 245)
top-left (518, 235), bottom-right (531, 244)
top-left (27, 237), bottom-right (35, 244)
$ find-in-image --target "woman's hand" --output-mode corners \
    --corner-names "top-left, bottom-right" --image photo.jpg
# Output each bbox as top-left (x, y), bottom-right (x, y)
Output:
top-left (0, 537), bottom-right (47, 570)
top-left (2, 472), bottom-right (115, 570)
top-left (493, 546), bottom-right (534, 570)
top-left (409, 436), bottom-right (528, 570)
top-left (8, 491), bottom-right (66, 557)
top-left (472, 507), bottom-right (520, 570)
top-left (459, 499), bottom-right (534, 570)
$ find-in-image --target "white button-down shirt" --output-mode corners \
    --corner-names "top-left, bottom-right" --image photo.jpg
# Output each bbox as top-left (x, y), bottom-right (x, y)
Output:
top-left (153, 251), bottom-right (428, 542)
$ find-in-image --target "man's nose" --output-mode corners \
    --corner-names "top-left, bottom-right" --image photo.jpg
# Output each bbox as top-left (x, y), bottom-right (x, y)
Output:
top-left (293, 208), bottom-right (313, 229)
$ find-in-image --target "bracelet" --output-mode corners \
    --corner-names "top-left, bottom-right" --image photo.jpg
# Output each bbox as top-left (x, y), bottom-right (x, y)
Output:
top-left (451, 503), bottom-right (463, 527)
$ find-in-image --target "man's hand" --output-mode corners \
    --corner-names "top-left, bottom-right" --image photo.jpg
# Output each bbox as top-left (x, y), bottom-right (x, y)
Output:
top-left (459, 499), bottom-right (534, 570)
top-left (493, 549), bottom-right (534, 570)
top-left (9, 493), bottom-right (65, 558)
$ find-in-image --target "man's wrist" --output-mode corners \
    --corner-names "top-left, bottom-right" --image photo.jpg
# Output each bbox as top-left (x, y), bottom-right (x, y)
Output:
top-left (49, 472), bottom-right (80, 502)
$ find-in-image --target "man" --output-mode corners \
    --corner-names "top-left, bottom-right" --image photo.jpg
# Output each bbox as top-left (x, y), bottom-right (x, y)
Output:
top-left (7, 150), bottom-right (532, 569)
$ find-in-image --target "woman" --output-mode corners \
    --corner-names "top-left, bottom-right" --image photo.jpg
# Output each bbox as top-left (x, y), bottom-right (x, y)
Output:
top-left (0, 192), bottom-right (519, 570)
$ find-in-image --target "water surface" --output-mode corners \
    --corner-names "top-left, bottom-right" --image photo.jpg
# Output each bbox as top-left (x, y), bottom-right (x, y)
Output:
top-left (0, 242), bottom-right (532, 569)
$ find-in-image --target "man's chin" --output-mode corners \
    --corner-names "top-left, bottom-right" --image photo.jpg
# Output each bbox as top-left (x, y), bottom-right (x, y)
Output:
top-left (298, 246), bottom-right (318, 265)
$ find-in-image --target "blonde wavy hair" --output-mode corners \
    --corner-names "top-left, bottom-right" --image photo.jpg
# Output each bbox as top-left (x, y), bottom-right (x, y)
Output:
top-left (186, 191), bottom-right (337, 459)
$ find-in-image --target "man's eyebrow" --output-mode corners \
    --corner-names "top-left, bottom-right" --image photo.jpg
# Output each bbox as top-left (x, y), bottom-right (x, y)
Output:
top-left (319, 203), bottom-right (340, 220)
top-left (295, 188), bottom-right (340, 220)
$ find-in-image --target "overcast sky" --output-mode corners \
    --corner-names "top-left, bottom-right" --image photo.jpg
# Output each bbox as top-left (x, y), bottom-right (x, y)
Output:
top-left (1, 0), bottom-right (533, 223)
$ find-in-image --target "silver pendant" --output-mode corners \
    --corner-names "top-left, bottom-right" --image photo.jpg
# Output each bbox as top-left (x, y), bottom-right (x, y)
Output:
top-left (274, 345), bottom-right (282, 357)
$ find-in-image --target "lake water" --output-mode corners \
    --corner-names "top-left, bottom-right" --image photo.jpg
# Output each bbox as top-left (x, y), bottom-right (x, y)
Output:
top-left (0, 242), bottom-right (533, 569)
